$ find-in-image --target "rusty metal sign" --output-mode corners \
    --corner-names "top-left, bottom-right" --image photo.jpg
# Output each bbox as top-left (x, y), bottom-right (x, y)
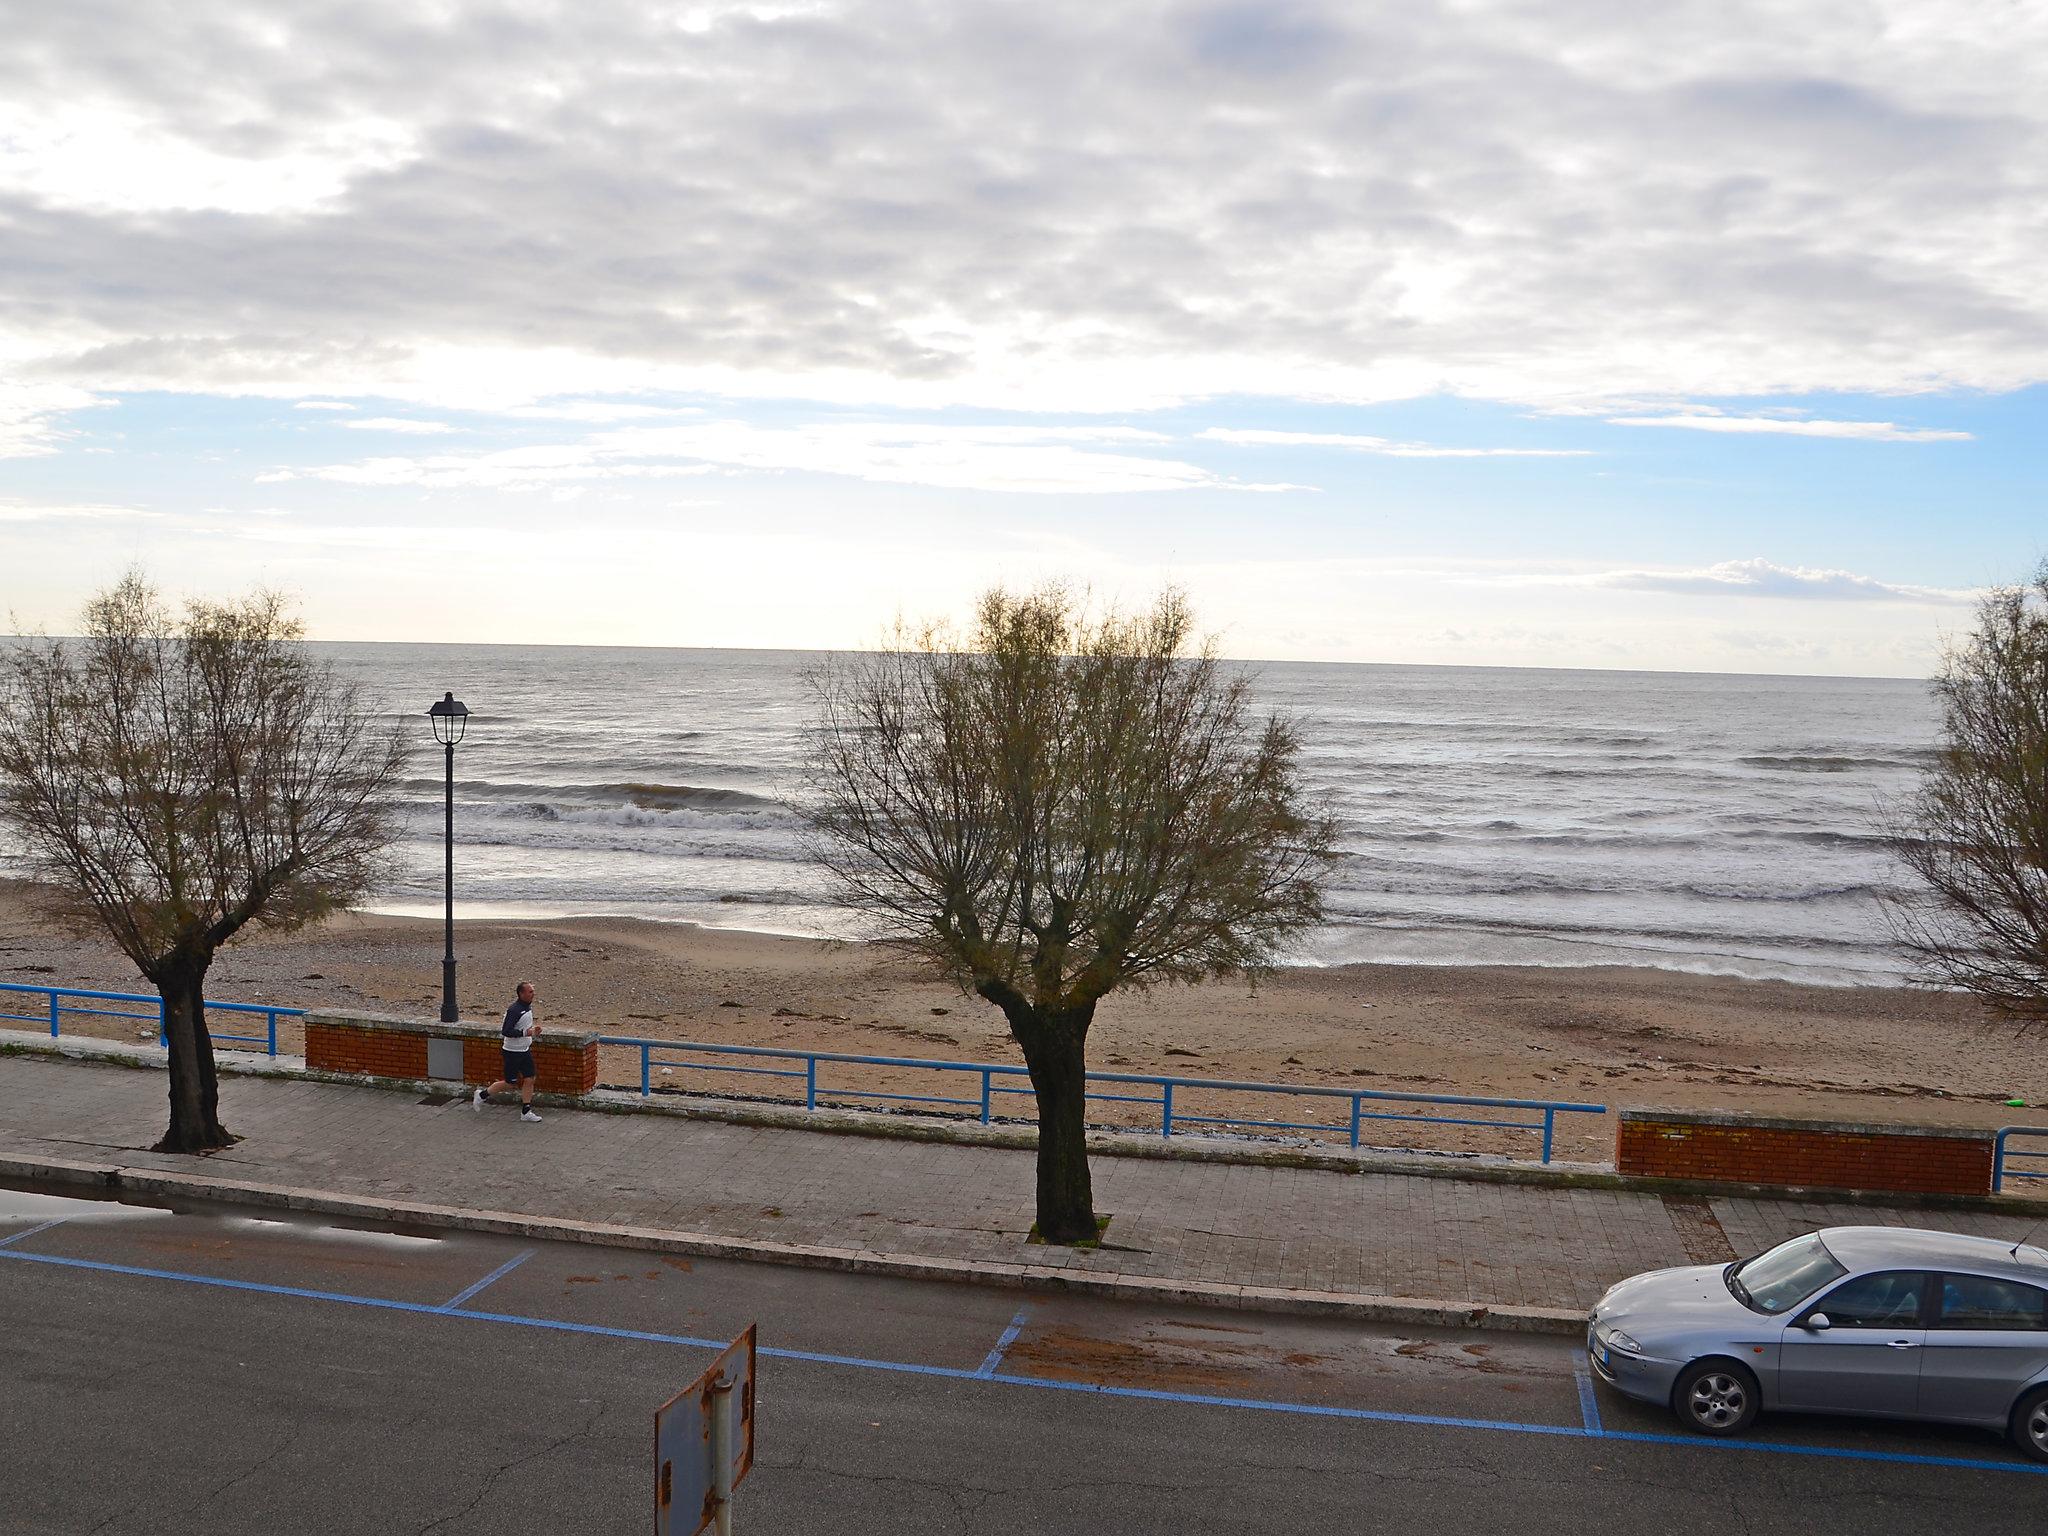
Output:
top-left (655, 1325), bottom-right (757, 1535)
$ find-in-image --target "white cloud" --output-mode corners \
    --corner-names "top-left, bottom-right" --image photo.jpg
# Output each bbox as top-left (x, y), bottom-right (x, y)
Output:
top-left (506, 401), bottom-right (704, 423)
top-left (0, 381), bottom-right (113, 458)
top-left (0, 3), bottom-right (2041, 414)
top-left (342, 417), bottom-right (460, 434)
top-left (1606, 414), bottom-right (1973, 442)
top-left (1200, 428), bottom-right (1592, 457)
top-left (278, 420), bottom-right (1318, 495)
top-left (0, 101), bottom-right (411, 216)
top-left (0, 499), bottom-right (158, 523)
top-left (257, 445), bottom-right (716, 489)
top-left (1532, 557), bottom-right (1975, 603)
top-left (292, 400), bottom-right (356, 411)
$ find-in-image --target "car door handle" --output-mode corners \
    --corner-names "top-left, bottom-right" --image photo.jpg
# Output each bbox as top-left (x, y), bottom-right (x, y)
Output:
top-left (1885, 1340), bottom-right (1919, 1349)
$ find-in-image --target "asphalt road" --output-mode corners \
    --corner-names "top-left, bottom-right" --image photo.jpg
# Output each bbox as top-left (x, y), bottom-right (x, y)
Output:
top-left (4, 1182), bottom-right (2044, 1534)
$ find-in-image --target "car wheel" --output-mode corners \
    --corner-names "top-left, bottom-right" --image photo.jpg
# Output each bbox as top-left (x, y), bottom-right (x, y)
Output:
top-left (2012, 1386), bottom-right (2048, 1464)
top-left (1673, 1359), bottom-right (1760, 1437)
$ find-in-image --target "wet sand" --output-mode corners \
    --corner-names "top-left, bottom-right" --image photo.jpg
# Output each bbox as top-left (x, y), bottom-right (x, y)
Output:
top-left (2, 880), bottom-right (2034, 1160)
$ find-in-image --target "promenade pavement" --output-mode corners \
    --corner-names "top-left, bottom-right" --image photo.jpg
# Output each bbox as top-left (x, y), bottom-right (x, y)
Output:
top-left (2, 1050), bottom-right (2039, 1318)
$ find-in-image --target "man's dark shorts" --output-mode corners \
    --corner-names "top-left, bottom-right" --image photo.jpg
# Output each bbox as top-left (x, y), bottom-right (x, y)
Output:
top-left (502, 1048), bottom-right (538, 1082)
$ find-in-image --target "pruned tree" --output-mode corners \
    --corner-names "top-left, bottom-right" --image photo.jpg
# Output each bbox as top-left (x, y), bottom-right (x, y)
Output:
top-left (0, 573), bottom-right (406, 1151)
top-left (802, 585), bottom-right (1335, 1243)
top-left (1888, 562), bottom-right (2048, 1023)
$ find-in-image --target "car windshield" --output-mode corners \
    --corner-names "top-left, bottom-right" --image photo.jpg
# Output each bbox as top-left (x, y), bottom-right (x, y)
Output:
top-left (1729, 1234), bottom-right (1847, 1315)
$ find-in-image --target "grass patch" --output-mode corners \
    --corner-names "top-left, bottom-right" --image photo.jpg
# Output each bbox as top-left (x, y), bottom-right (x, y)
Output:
top-left (1026, 1212), bottom-right (1113, 1248)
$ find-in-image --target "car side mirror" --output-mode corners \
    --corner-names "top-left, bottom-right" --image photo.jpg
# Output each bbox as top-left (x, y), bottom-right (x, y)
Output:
top-left (1802, 1313), bottom-right (1831, 1332)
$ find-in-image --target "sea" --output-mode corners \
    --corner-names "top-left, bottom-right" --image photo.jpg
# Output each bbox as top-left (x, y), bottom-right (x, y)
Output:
top-left (0, 640), bottom-right (1939, 985)
top-left (285, 642), bottom-right (1937, 988)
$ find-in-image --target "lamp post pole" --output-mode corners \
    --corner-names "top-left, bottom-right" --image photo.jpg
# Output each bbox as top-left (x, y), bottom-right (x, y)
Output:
top-left (427, 692), bottom-right (470, 1024)
top-left (441, 729), bottom-right (457, 1022)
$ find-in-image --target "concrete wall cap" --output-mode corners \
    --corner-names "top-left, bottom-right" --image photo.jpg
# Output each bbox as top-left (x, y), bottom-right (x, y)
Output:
top-left (1619, 1107), bottom-right (1996, 1143)
top-left (302, 1008), bottom-right (599, 1049)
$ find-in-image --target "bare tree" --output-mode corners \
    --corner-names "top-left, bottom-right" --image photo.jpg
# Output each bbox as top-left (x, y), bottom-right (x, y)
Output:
top-left (1888, 563), bottom-right (2048, 1023)
top-left (0, 573), bottom-right (407, 1151)
top-left (803, 586), bottom-right (1335, 1243)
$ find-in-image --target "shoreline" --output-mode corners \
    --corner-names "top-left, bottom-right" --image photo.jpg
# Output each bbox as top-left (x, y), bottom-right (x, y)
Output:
top-left (4, 878), bottom-right (2035, 1161)
top-left (349, 901), bottom-right (1905, 991)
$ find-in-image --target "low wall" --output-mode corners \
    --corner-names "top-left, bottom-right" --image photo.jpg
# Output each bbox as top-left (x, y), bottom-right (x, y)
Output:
top-left (303, 1009), bottom-right (598, 1096)
top-left (1617, 1108), bottom-right (1994, 1197)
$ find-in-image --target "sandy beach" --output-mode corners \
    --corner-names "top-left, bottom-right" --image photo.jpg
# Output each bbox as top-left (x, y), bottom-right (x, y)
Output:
top-left (3, 877), bottom-right (2034, 1162)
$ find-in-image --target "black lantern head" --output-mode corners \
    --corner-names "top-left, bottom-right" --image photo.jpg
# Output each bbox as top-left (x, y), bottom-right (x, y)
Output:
top-left (427, 691), bottom-right (469, 746)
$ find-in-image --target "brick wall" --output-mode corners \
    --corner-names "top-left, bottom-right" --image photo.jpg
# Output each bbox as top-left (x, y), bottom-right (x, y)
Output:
top-left (303, 1009), bottom-right (598, 1099)
top-left (461, 1035), bottom-right (597, 1095)
top-left (305, 1020), bottom-right (430, 1080)
top-left (1617, 1109), bottom-right (1994, 1197)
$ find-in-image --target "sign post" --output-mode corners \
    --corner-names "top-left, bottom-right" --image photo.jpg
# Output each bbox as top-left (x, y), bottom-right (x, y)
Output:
top-left (655, 1326), bottom-right (757, 1536)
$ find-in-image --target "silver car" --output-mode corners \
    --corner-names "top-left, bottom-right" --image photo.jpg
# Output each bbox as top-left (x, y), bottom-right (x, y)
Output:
top-left (1587, 1225), bottom-right (2048, 1460)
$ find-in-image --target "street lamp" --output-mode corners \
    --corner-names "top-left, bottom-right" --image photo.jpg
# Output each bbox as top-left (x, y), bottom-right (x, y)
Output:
top-left (426, 691), bottom-right (470, 1023)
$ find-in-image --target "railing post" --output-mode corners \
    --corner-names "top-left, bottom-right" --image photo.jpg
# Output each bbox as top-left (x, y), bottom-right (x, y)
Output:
top-left (1349, 1095), bottom-right (1362, 1150)
top-left (979, 1069), bottom-right (992, 1125)
top-left (1994, 1132), bottom-right (2006, 1194)
top-left (266, 1010), bottom-right (278, 1057)
top-left (641, 1046), bottom-right (651, 1097)
top-left (805, 1056), bottom-right (817, 1111)
top-left (1161, 1081), bottom-right (1174, 1138)
top-left (158, 995), bottom-right (167, 1049)
top-left (48, 989), bottom-right (60, 1039)
top-left (1541, 1109), bottom-right (1556, 1164)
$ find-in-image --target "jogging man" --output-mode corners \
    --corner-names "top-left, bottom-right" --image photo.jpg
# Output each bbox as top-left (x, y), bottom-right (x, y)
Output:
top-left (474, 980), bottom-right (544, 1123)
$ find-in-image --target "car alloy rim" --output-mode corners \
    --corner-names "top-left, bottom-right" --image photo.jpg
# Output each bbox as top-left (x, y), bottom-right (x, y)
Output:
top-left (2028, 1401), bottom-right (2048, 1453)
top-left (1689, 1373), bottom-right (1746, 1428)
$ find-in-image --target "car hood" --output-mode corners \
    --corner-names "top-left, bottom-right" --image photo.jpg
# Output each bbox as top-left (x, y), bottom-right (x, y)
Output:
top-left (1593, 1262), bottom-right (1761, 1334)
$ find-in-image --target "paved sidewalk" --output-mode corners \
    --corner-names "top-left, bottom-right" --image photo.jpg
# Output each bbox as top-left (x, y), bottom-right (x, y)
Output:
top-left (1, 1052), bottom-right (2038, 1321)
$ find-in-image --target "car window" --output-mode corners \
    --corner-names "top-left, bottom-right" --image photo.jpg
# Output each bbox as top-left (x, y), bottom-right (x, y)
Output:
top-left (1732, 1234), bottom-right (1847, 1314)
top-left (1936, 1274), bottom-right (2048, 1331)
top-left (1811, 1270), bottom-right (1928, 1328)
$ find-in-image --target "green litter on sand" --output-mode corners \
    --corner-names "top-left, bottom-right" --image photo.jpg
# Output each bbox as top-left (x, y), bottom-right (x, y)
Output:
top-left (2005, 1097), bottom-right (2029, 1107)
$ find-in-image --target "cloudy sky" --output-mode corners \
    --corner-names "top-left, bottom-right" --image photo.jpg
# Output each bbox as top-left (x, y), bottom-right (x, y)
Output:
top-left (1, 0), bottom-right (2043, 675)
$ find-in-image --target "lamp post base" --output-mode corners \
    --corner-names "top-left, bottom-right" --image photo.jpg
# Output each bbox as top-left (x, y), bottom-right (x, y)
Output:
top-left (440, 957), bottom-right (460, 1024)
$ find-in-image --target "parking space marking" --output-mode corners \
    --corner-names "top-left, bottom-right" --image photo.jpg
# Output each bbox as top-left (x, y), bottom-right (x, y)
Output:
top-left (0, 1217), bottom-right (67, 1250)
top-left (441, 1248), bottom-right (534, 1311)
top-left (4, 1243), bottom-right (2043, 1478)
top-left (976, 1305), bottom-right (1031, 1378)
top-left (1572, 1350), bottom-right (1605, 1436)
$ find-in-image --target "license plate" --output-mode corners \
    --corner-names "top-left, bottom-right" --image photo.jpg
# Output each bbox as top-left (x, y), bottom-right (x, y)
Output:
top-left (1600, 1346), bottom-right (1612, 1370)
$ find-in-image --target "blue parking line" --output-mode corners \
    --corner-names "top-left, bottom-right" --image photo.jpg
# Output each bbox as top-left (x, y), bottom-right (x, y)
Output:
top-left (0, 1217), bottom-right (68, 1250)
top-left (2, 1243), bottom-right (2042, 1477)
top-left (442, 1248), bottom-right (534, 1311)
top-left (1572, 1350), bottom-right (1605, 1435)
top-left (977, 1306), bottom-right (1031, 1377)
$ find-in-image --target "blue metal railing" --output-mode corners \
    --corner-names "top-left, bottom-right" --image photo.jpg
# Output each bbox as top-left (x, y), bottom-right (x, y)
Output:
top-left (596, 1035), bottom-right (1606, 1162)
top-left (0, 981), bottom-right (296, 1056)
top-left (1993, 1126), bottom-right (2048, 1193)
top-left (0, 978), bottom-right (1607, 1161)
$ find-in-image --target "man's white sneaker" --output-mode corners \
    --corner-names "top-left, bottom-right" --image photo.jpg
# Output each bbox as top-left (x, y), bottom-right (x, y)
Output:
top-left (472, 1087), bottom-right (486, 1112)
top-left (520, 1108), bottom-right (543, 1123)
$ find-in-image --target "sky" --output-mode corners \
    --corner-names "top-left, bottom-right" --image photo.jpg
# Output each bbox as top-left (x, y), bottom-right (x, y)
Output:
top-left (1, 0), bottom-right (2043, 676)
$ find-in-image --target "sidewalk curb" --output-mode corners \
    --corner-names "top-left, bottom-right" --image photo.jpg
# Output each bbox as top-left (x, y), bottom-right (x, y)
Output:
top-left (0, 1152), bottom-right (1587, 1336)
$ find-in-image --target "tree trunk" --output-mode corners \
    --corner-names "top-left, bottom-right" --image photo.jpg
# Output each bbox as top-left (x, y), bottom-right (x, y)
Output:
top-left (1008, 1002), bottom-right (1098, 1244)
top-left (154, 956), bottom-right (234, 1153)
